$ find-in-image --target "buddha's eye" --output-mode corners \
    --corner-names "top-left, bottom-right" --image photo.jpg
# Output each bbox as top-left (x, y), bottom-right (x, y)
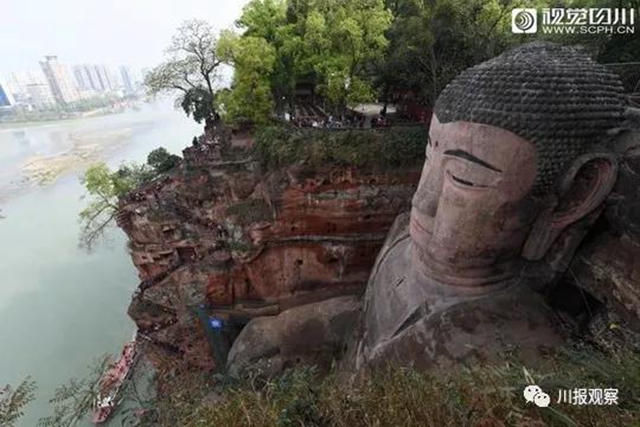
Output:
top-left (444, 151), bottom-right (501, 189)
top-left (446, 169), bottom-right (494, 189)
top-left (450, 174), bottom-right (477, 187)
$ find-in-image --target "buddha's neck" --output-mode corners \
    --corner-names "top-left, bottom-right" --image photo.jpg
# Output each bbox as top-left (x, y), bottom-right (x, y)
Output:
top-left (409, 240), bottom-right (519, 291)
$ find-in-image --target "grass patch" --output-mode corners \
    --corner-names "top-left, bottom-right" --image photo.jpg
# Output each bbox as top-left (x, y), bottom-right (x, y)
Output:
top-left (252, 126), bottom-right (428, 171)
top-left (141, 345), bottom-right (640, 427)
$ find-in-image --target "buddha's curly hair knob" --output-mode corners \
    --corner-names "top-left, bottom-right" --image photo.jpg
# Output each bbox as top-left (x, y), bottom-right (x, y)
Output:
top-left (435, 41), bottom-right (626, 194)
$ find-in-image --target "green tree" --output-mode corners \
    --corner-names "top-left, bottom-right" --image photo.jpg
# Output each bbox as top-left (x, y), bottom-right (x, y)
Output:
top-left (144, 20), bottom-right (222, 126)
top-left (217, 31), bottom-right (277, 124)
top-left (38, 356), bottom-right (111, 427)
top-left (0, 378), bottom-right (37, 427)
top-left (236, 0), bottom-right (297, 114)
top-left (378, 0), bottom-right (640, 109)
top-left (79, 163), bottom-right (154, 250)
top-left (230, 0), bottom-right (392, 116)
top-left (378, 0), bottom-right (521, 108)
top-left (296, 0), bottom-right (393, 109)
top-left (179, 87), bottom-right (216, 124)
top-left (545, 0), bottom-right (640, 64)
top-left (147, 147), bottom-right (181, 173)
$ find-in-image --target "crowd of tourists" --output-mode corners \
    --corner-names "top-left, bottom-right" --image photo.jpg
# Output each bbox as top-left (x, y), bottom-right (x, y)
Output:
top-left (291, 112), bottom-right (367, 129)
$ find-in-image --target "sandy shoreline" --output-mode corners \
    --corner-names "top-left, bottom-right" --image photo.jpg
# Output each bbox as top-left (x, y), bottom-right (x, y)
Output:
top-left (20, 128), bottom-right (135, 186)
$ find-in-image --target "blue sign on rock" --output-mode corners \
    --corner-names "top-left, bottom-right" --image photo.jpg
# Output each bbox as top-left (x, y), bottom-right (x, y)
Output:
top-left (209, 317), bottom-right (223, 329)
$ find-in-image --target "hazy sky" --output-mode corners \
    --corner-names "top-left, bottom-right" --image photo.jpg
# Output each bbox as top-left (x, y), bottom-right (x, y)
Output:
top-left (0, 0), bottom-right (250, 74)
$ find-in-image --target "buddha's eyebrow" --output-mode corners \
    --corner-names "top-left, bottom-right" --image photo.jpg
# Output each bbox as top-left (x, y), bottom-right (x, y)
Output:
top-left (443, 149), bottom-right (502, 173)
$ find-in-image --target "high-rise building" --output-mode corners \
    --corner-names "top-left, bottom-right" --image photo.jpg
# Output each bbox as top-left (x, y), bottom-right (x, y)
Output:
top-left (0, 80), bottom-right (15, 107)
top-left (75, 64), bottom-right (105, 92)
top-left (40, 55), bottom-right (80, 105)
top-left (94, 65), bottom-right (118, 92)
top-left (74, 65), bottom-right (102, 97)
top-left (25, 83), bottom-right (56, 109)
top-left (73, 66), bottom-right (90, 91)
top-left (3, 70), bottom-right (45, 99)
top-left (73, 64), bottom-right (125, 94)
top-left (86, 66), bottom-right (102, 92)
top-left (119, 66), bottom-right (134, 93)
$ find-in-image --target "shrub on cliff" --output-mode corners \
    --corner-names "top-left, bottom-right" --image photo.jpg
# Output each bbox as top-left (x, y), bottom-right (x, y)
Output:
top-left (252, 126), bottom-right (427, 171)
top-left (147, 147), bottom-right (181, 174)
top-left (79, 146), bottom-right (183, 250)
top-left (79, 162), bottom-right (156, 250)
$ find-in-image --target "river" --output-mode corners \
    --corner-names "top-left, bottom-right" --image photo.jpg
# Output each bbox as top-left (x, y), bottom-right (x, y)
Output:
top-left (0, 100), bottom-right (201, 426)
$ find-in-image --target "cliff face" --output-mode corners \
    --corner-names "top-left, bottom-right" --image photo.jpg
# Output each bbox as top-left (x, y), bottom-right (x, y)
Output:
top-left (117, 130), bottom-right (423, 372)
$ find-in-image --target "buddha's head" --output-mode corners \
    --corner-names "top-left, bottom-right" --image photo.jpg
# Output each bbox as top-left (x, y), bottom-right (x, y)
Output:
top-left (410, 42), bottom-right (626, 287)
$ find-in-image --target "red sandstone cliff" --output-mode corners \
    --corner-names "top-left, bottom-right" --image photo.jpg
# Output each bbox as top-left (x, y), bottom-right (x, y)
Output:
top-left (117, 129), bottom-right (423, 372)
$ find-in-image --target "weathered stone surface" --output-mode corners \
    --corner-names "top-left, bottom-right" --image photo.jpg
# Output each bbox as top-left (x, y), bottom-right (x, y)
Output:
top-left (360, 283), bottom-right (561, 370)
top-left (570, 233), bottom-right (640, 331)
top-left (357, 216), bottom-right (562, 369)
top-left (356, 43), bottom-right (627, 370)
top-left (565, 123), bottom-right (640, 333)
top-left (607, 129), bottom-right (640, 241)
top-left (227, 296), bottom-right (361, 377)
top-left (119, 141), bottom-right (421, 372)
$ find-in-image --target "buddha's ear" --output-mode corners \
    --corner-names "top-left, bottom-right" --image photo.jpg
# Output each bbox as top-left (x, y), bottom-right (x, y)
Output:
top-left (522, 152), bottom-right (618, 261)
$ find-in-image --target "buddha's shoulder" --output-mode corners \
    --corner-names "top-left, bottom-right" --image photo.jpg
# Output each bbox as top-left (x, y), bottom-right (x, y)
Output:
top-left (368, 212), bottom-right (411, 291)
top-left (376, 212), bottom-right (410, 262)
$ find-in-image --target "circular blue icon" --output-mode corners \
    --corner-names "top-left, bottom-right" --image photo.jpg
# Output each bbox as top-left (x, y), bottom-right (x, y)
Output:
top-left (209, 317), bottom-right (223, 329)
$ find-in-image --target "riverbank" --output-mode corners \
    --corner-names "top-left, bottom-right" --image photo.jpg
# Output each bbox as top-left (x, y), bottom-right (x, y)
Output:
top-left (0, 99), bottom-right (143, 127)
top-left (0, 100), bottom-right (201, 426)
top-left (21, 127), bottom-right (135, 186)
top-left (0, 100), bottom-right (199, 205)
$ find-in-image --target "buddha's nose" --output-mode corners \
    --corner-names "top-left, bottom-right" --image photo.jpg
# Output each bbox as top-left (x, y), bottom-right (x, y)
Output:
top-left (412, 193), bottom-right (438, 220)
top-left (421, 192), bottom-right (439, 218)
top-left (412, 171), bottom-right (441, 218)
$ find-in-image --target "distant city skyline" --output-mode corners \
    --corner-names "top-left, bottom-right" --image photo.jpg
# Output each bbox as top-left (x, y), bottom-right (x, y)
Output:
top-left (1, 56), bottom-right (148, 110)
top-left (40, 56), bottom-right (81, 104)
top-left (0, 0), bottom-right (249, 74)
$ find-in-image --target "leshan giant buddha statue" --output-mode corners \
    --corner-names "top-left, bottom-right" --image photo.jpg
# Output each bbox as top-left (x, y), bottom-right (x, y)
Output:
top-left (357, 42), bottom-right (627, 369)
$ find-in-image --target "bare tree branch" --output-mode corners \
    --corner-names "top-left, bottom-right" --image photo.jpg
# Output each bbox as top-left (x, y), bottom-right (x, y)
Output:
top-left (144, 19), bottom-right (221, 123)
